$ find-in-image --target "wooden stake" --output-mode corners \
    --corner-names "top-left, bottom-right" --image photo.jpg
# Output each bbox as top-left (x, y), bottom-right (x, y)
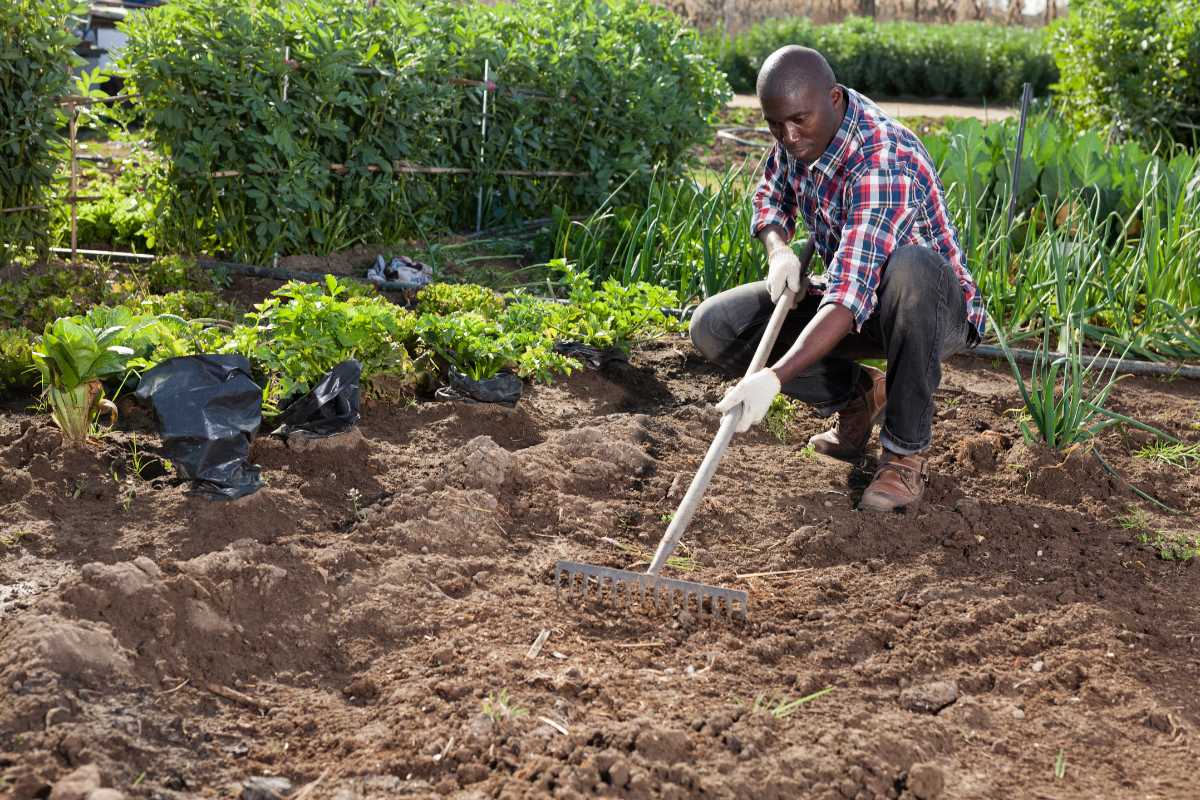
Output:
top-left (68, 100), bottom-right (79, 264)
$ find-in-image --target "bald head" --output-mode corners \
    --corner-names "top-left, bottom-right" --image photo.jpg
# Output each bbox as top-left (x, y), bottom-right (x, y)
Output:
top-left (756, 46), bottom-right (837, 102)
top-left (756, 47), bottom-right (845, 165)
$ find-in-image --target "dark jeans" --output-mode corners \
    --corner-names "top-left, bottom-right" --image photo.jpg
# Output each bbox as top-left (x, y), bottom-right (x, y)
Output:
top-left (690, 245), bottom-right (972, 454)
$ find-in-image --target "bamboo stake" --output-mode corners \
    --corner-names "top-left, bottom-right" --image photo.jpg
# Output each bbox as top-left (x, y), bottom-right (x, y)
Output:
top-left (0, 204), bottom-right (49, 215)
top-left (476, 58), bottom-right (491, 233)
top-left (211, 162), bottom-right (586, 179)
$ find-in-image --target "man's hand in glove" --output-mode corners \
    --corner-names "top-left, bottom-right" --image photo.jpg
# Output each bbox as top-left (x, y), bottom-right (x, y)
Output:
top-left (766, 245), bottom-right (806, 305)
top-left (714, 369), bottom-right (781, 433)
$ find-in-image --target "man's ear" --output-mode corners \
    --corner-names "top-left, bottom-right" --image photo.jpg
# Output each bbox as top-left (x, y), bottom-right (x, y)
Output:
top-left (829, 85), bottom-right (842, 107)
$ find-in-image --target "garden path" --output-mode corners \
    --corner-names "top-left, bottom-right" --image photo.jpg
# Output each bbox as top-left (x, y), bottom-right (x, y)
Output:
top-left (731, 92), bottom-right (1018, 121)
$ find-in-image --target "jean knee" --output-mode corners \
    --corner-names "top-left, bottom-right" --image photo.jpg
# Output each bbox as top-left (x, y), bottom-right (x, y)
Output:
top-left (689, 295), bottom-right (727, 363)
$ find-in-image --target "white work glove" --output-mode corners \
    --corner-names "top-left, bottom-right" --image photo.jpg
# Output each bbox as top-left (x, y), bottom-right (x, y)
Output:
top-left (714, 369), bottom-right (781, 433)
top-left (766, 245), bottom-right (803, 304)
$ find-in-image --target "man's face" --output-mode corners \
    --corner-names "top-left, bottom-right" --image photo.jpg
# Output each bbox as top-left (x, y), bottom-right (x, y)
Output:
top-left (761, 85), bottom-right (844, 165)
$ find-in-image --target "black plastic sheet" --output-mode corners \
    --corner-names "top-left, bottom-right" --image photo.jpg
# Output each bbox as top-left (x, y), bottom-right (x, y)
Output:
top-left (436, 366), bottom-right (522, 405)
top-left (552, 340), bottom-right (629, 370)
top-left (271, 359), bottom-right (361, 438)
top-left (134, 355), bottom-right (263, 500)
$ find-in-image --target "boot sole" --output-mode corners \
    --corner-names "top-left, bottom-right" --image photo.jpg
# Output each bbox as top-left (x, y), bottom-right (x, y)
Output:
top-left (857, 494), bottom-right (922, 514)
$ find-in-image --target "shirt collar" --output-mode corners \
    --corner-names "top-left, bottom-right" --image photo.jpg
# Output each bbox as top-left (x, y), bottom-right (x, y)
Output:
top-left (808, 85), bottom-right (858, 180)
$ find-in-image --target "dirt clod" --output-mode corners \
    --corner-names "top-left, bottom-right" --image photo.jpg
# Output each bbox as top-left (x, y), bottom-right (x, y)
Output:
top-left (899, 681), bottom-right (958, 714)
top-left (635, 727), bottom-right (692, 764)
top-left (47, 764), bottom-right (100, 800)
top-left (907, 762), bottom-right (945, 799)
top-left (240, 776), bottom-right (292, 800)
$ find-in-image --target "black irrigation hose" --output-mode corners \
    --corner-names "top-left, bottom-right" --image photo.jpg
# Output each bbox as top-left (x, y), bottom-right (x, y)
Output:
top-left (964, 344), bottom-right (1200, 381)
top-left (47, 246), bottom-right (426, 295)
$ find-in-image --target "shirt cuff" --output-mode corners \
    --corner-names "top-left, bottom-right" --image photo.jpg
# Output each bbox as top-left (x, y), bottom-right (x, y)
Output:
top-left (750, 206), bottom-right (795, 241)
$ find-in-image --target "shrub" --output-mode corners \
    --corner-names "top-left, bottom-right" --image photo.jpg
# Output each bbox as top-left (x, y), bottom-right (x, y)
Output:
top-left (120, 0), bottom-right (728, 262)
top-left (710, 17), bottom-right (1056, 102)
top-left (1051, 0), bottom-right (1200, 145)
top-left (0, 0), bottom-right (84, 265)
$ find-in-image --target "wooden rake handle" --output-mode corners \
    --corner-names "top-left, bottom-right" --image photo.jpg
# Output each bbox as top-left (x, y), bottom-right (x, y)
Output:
top-left (647, 240), bottom-right (816, 576)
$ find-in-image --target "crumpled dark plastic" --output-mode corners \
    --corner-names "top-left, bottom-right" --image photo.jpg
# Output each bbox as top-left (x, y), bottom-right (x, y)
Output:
top-left (134, 354), bottom-right (263, 500)
top-left (437, 365), bottom-right (522, 405)
top-left (271, 359), bottom-right (361, 438)
top-left (553, 340), bottom-right (629, 369)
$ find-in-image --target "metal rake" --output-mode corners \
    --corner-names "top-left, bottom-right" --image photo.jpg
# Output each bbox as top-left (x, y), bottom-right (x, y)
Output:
top-left (554, 242), bottom-right (815, 621)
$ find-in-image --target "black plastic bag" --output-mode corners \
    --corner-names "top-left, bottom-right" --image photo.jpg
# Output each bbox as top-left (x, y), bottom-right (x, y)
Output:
top-left (134, 355), bottom-right (263, 500)
top-left (271, 359), bottom-right (361, 438)
top-left (553, 340), bottom-right (629, 370)
top-left (435, 366), bottom-right (522, 405)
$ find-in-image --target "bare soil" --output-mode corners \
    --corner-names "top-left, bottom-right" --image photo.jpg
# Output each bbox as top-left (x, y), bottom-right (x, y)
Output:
top-left (1, 341), bottom-right (1198, 800)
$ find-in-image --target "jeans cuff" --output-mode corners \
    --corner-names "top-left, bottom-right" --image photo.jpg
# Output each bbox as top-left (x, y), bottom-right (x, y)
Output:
top-left (880, 425), bottom-right (929, 456)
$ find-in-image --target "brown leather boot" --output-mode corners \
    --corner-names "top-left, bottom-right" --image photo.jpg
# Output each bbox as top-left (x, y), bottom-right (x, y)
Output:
top-left (859, 449), bottom-right (928, 513)
top-left (807, 366), bottom-right (887, 462)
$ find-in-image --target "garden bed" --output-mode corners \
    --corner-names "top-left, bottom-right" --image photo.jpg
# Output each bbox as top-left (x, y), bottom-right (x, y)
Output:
top-left (1, 338), bottom-right (1198, 798)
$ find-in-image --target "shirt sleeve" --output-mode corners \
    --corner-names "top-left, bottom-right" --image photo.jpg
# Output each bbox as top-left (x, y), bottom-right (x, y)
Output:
top-left (819, 166), bottom-right (916, 332)
top-left (750, 145), bottom-right (797, 241)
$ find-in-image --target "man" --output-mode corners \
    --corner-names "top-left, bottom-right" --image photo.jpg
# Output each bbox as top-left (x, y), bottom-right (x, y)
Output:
top-left (690, 46), bottom-right (985, 512)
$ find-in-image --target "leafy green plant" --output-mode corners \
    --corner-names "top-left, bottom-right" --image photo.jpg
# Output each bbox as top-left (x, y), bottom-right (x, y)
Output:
top-left (232, 275), bottom-right (417, 410)
top-left (49, 164), bottom-right (158, 252)
top-left (764, 395), bottom-right (803, 443)
top-left (0, 327), bottom-right (37, 395)
top-left (481, 689), bottom-right (528, 723)
top-left (0, 0), bottom-right (85, 265)
top-left (31, 314), bottom-right (154, 445)
top-left (550, 261), bottom-right (685, 352)
top-left (417, 283), bottom-right (505, 319)
top-left (416, 312), bottom-right (518, 383)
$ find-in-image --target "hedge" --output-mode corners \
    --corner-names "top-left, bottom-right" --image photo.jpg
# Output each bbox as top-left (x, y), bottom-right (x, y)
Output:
top-left (0, 0), bottom-right (84, 266)
top-left (709, 17), bottom-right (1057, 103)
top-left (120, 0), bottom-right (729, 263)
top-left (1052, 0), bottom-right (1200, 145)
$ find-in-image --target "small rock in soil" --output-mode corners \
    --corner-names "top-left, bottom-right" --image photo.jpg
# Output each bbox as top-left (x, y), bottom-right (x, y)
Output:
top-left (899, 681), bottom-right (958, 714)
top-left (1031, 659), bottom-right (1045, 672)
top-left (48, 764), bottom-right (101, 800)
top-left (241, 776), bottom-right (293, 800)
top-left (1011, 707), bottom-right (1026, 720)
top-left (908, 762), bottom-right (945, 800)
top-left (1146, 710), bottom-right (1176, 734)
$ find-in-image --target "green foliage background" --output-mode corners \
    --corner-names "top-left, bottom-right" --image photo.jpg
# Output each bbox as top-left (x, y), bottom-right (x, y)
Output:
top-left (120, 0), bottom-right (729, 263)
top-left (1051, 0), bottom-right (1200, 145)
top-left (710, 17), bottom-right (1056, 101)
top-left (0, 0), bottom-right (84, 266)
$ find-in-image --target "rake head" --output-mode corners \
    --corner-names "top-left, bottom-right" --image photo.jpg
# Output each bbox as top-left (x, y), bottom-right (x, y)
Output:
top-left (555, 560), bottom-right (748, 620)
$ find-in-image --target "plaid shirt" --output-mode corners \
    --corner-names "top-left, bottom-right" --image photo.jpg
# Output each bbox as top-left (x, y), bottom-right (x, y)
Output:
top-left (751, 87), bottom-right (985, 341)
